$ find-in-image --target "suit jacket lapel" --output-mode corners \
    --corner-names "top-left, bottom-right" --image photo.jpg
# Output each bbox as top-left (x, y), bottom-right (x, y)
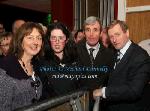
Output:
top-left (114, 43), bottom-right (134, 72)
top-left (81, 42), bottom-right (92, 65)
top-left (94, 42), bottom-right (105, 64)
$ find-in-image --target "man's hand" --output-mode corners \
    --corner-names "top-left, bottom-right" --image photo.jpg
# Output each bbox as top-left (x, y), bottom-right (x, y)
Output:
top-left (93, 88), bottom-right (102, 100)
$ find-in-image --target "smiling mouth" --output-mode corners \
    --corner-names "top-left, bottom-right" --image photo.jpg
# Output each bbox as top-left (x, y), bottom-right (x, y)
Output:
top-left (55, 45), bottom-right (60, 48)
top-left (30, 47), bottom-right (38, 51)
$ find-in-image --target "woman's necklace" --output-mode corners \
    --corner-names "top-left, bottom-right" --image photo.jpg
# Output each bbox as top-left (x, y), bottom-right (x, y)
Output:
top-left (20, 59), bottom-right (31, 74)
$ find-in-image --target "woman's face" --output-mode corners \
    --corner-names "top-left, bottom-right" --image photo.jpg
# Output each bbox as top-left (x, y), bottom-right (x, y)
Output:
top-left (50, 29), bottom-right (67, 54)
top-left (22, 28), bottom-right (43, 57)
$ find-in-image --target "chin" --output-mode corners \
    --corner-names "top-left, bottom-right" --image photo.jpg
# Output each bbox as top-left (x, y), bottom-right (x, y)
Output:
top-left (88, 43), bottom-right (97, 46)
top-left (30, 51), bottom-right (40, 56)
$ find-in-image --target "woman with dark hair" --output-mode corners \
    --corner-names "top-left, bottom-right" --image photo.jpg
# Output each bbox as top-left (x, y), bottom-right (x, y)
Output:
top-left (0, 22), bottom-right (44, 110)
top-left (38, 22), bottom-right (78, 99)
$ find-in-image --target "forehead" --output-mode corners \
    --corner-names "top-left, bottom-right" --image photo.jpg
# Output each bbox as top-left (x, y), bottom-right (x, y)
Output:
top-left (28, 28), bottom-right (40, 34)
top-left (15, 21), bottom-right (25, 27)
top-left (51, 29), bottom-right (64, 35)
top-left (85, 21), bottom-right (101, 29)
top-left (108, 24), bottom-right (122, 33)
top-left (78, 32), bottom-right (84, 35)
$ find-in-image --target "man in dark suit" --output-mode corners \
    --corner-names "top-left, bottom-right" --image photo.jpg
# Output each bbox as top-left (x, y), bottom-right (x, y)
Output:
top-left (77, 16), bottom-right (114, 89)
top-left (76, 16), bottom-right (114, 110)
top-left (93, 20), bottom-right (150, 111)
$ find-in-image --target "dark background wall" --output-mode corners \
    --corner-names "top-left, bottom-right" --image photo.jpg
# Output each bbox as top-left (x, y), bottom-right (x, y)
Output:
top-left (0, 4), bottom-right (48, 32)
top-left (51, 0), bottom-right (73, 31)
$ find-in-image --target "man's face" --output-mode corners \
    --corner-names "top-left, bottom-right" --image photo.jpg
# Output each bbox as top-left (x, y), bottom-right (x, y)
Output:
top-left (108, 24), bottom-right (129, 50)
top-left (84, 21), bottom-right (101, 46)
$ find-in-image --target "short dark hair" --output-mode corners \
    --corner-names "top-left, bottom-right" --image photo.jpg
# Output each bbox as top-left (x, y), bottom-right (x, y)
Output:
top-left (107, 20), bottom-right (129, 33)
top-left (46, 22), bottom-right (70, 40)
top-left (0, 32), bottom-right (12, 39)
top-left (74, 29), bottom-right (83, 39)
top-left (9, 22), bottom-right (44, 59)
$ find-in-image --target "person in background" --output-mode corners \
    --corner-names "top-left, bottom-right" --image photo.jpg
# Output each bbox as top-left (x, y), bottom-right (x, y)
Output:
top-left (0, 21), bottom-right (5, 33)
top-left (12, 19), bottom-right (25, 35)
top-left (74, 29), bottom-right (85, 43)
top-left (138, 39), bottom-right (150, 56)
top-left (100, 27), bottom-right (112, 48)
top-left (0, 22), bottom-right (44, 110)
top-left (93, 20), bottom-right (150, 111)
top-left (53, 19), bottom-right (59, 23)
top-left (0, 32), bottom-right (13, 57)
top-left (38, 23), bottom-right (47, 35)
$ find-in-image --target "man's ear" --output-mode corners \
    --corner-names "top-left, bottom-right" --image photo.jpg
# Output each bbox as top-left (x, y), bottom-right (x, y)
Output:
top-left (126, 29), bottom-right (129, 37)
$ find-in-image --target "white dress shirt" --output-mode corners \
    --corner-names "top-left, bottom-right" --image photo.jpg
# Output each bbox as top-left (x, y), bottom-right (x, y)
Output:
top-left (86, 42), bottom-right (100, 59)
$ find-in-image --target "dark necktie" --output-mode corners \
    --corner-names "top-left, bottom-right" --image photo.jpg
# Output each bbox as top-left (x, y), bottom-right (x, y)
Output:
top-left (116, 50), bottom-right (121, 65)
top-left (114, 50), bottom-right (121, 69)
top-left (89, 48), bottom-right (95, 66)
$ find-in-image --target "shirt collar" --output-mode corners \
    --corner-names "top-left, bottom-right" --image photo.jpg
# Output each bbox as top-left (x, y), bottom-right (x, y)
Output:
top-left (120, 40), bottom-right (132, 55)
top-left (86, 42), bottom-right (100, 50)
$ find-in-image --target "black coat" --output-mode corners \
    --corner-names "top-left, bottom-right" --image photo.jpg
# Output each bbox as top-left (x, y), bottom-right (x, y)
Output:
top-left (36, 53), bottom-right (79, 99)
top-left (76, 39), bottom-right (114, 90)
top-left (105, 43), bottom-right (150, 111)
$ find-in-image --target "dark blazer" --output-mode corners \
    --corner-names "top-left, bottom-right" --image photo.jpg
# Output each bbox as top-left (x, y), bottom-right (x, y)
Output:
top-left (36, 53), bottom-right (79, 100)
top-left (76, 39), bottom-right (114, 90)
top-left (105, 42), bottom-right (150, 111)
top-left (76, 39), bottom-right (114, 111)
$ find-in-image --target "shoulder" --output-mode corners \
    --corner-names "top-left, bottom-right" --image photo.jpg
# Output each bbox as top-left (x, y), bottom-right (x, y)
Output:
top-left (128, 43), bottom-right (149, 64)
top-left (99, 42), bottom-right (115, 55)
top-left (0, 68), bottom-right (14, 86)
top-left (0, 68), bottom-right (6, 76)
top-left (0, 55), bottom-right (17, 67)
top-left (76, 39), bottom-right (86, 48)
top-left (131, 43), bottom-right (149, 56)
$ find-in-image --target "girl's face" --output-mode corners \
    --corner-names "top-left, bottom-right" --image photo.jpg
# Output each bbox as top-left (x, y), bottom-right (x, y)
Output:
top-left (0, 36), bottom-right (12, 56)
top-left (22, 28), bottom-right (43, 57)
top-left (50, 29), bottom-right (67, 54)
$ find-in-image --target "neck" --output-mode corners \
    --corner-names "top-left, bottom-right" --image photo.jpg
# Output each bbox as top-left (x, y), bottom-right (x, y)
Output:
top-left (55, 51), bottom-right (63, 60)
top-left (20, 55), bottom-right (33, 76)
top-left (21, 55), bottom-right (32, 65)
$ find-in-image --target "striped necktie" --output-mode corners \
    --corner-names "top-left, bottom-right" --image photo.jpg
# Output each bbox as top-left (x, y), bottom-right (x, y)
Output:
top-left (116, 51), bottom-right (121, 64)
top-left (114, 50), bottom-right (121, 69)
top-left (89, 48), bottom-right (95, 66)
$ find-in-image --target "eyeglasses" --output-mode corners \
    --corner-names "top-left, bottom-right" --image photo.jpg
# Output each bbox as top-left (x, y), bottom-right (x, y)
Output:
top-left (31, 78), bottom-right (40, 103)
top-left (50, 36), bottom-right (66, 42)
top-left (25, 35), bottom-right (42, 41)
